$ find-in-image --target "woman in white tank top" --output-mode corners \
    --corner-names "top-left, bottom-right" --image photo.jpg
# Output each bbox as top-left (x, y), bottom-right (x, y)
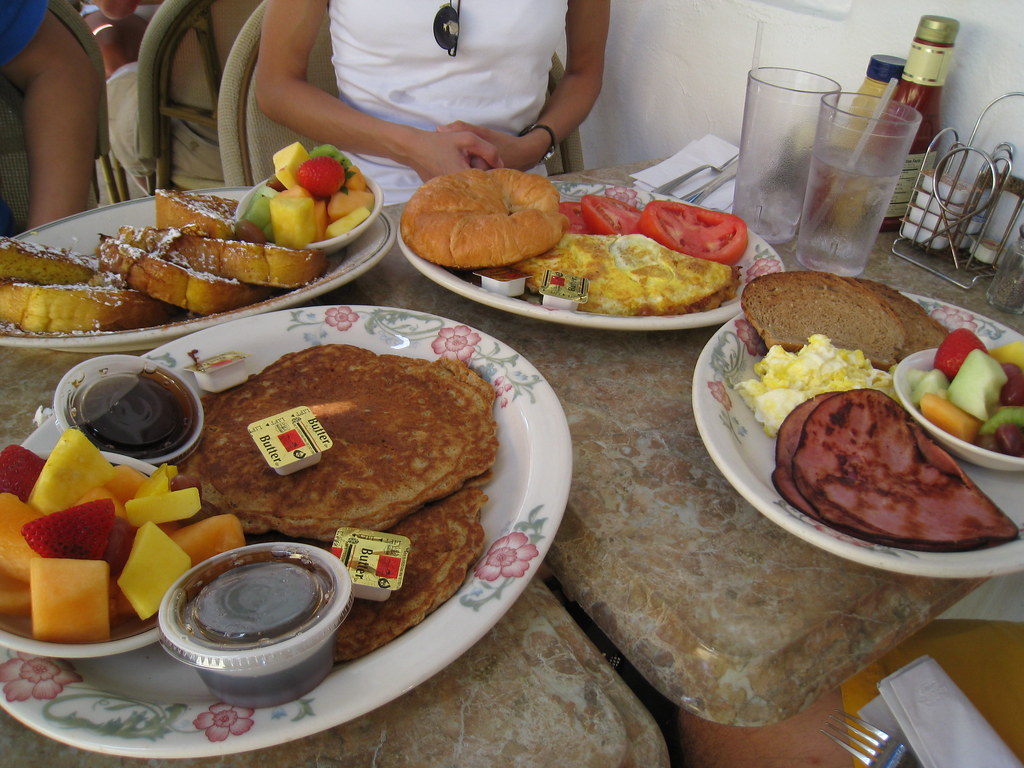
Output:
top-left (255, 0), bottom-right (609, 203)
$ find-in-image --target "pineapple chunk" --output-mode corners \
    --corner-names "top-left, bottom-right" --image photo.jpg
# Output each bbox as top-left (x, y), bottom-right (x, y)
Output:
top-left (31, 558), bottom-right (110, 642)
top-left (325, 206), bottom-right (371, 239)
top-left (272, 141), bottom-right (309, 189)
top-left (270, 195), bottom-right (317, 249)
top-left (133, 463), bottom-right (178, 498)
top-left (28, 429), bottom-right (116, 514)
top-left (125, 486), bottom-right (201, 526)
top-left (117, 521), bottom-right (191, 619)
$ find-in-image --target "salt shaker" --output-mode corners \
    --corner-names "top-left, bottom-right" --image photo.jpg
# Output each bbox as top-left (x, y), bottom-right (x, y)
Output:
top-left (986, 224), bottom-right (1024, 314)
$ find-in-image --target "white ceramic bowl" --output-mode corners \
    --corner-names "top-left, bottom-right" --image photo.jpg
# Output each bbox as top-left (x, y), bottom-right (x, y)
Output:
top-left (0, 451), bottom-right (161, 658)
top-left (894, 349), bottom-right (1024, 472)
top-left (235, 174), bottom-right (384, 255)
top-left (52, 354), bottom-right (203, 465)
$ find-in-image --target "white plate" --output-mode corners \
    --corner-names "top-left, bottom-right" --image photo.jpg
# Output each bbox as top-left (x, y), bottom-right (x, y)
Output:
top-left (0, 190), bottom-right (395, 352)
top-left (1, 305), bottom-right (571, 758)
top-left (399, 181), bottom-right (785, 330)
top-left (692, 294), bottom-right (1024, 578)
top-left (235, 175), bottom-right (384, 254)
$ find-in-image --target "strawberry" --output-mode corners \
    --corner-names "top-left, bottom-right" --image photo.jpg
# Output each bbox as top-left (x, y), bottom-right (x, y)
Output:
top-left (21, 499), bottom-right (116, 560)
top-left (295, 156), bottom-right (346, 198)
top-left (934, 328), bottom-right (988, 380)
top-left (0, 444), bottom-right (45, 502)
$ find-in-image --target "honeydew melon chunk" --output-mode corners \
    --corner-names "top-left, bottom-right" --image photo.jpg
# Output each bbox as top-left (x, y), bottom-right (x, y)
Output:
top-left (946, 349), bottom-right (1008, 421)
top-left (910, 368), bottom-right (949, 406)
top-left (117, 521), bottom-right (191, 620)
top-left (28, 429), bottom-right (116, 514)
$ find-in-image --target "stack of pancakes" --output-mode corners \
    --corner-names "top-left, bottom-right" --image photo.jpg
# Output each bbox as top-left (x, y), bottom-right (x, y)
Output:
top-left (180, 344), bottom-right (498, 660)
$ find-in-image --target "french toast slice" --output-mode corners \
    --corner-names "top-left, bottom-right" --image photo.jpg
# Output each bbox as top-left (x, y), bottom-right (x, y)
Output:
top-left (114, 225), bottom-right (328, 288)
top-left (97, 236), bottom-right (272, 315)
top-left (0, 237), bottom-right (101, 285)
top-left (154, 189), bottom-right (239, 239)
top-left (0, 280), bottom-right (175, 333)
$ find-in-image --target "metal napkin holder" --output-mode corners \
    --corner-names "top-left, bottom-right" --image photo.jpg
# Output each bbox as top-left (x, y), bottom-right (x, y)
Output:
top-left (892, 92), bottom-right (1024, 289)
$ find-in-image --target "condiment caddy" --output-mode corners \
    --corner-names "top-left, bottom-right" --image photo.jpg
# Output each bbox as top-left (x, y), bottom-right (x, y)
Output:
top-left (892, 92), bottom-right (1024, 291)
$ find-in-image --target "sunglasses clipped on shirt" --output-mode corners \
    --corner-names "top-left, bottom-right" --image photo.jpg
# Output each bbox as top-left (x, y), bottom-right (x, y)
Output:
top-left (433, 0), bottom-right (460, 56)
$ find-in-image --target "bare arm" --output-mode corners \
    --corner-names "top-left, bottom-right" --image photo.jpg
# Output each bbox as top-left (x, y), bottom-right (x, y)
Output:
top-left (439, 0), bottom-right (610, 170)
top-left (254, 0), bottom-right (501, 182)
top-left (1, 12), bottom-right (101, 229)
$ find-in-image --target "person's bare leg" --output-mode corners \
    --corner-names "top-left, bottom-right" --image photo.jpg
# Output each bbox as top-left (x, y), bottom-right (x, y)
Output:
top-left (676, 687), bottom-right (849, 767)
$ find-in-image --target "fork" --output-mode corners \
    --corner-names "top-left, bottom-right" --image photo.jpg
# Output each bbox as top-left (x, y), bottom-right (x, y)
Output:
top-left (821, 710), bottom-right (916, 767)
top-left (652, 152), bottom-right (739, 196)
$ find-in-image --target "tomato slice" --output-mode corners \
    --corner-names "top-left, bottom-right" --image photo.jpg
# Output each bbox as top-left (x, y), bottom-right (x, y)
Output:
top-left (580, 195), bottom-right (643, 235)
top-left (638, 200), bottom-right (748, 265)
top-left (559, 201), bottom-right (589, 234)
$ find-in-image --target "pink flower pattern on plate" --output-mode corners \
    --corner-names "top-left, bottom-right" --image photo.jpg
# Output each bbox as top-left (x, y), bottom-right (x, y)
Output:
top-left (492, 375), bottom-right (514, 409)
top-left (708, 380), bottom-right (732, 410)
top-left (432, 325), bottom-right (481, 361)
top-left (601, 185), bottom-right (641, 208)
top-left (474, 531), bottom-right (540, 581)
top-left (930, 303), bottom-right (975, 332)
top-left (193, 702), bottom-right (255, 742)
top-left (0, 654), bottom-right (81, 702)
top-left (736, 317), bottom-right (766, 357)
top-left (325, 305), bottom-right (360, 331)
top-left (745, 256), bottom-right (783, 282)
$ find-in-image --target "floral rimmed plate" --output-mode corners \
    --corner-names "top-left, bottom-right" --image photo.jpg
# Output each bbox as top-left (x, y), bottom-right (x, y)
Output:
top-left (2, 305), bottom-right (571, 758)
top-left (399, 181), bottom-right (784, 330)
top-left (0, 190), bottom-right (395, 353)
top-left (692, 294), bottom-right (1024, 578)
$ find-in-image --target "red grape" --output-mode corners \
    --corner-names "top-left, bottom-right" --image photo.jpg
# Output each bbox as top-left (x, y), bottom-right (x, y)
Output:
top-left (1001, 362), bottom-right (1023, 379)
top-left (1000, 375), bottom-right (1024, 407)
top-left (994, 423), bottom-right (1024, 456)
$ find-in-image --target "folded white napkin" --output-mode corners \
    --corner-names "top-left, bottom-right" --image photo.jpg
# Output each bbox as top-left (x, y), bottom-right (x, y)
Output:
top-left (631, 134), bottom-right (739, 211)
top-left (860, 655), bottom-right (1022, 768)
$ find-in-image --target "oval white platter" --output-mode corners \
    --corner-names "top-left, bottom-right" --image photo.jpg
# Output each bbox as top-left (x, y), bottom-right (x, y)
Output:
top-left (692, 294), bottom-right (1024, 579)
top-left (400, 181), bottom-right (784, 330)
top-left (2, 305), bottom-right (571, 758)
top-left (0, 190), bottom-right (394, 352)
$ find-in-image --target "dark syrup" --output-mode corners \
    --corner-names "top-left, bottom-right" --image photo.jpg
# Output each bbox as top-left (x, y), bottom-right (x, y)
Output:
top-left (76, 371), bottom-right (193, 457)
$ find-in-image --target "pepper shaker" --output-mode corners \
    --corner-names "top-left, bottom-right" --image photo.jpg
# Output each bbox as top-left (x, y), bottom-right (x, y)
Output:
top-left (986, 223), bottom-right (1024, 314)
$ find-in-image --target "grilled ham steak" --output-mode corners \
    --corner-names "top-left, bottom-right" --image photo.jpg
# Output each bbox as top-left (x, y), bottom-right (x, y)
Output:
top-left (773, 389), bottom-right (1018, 552)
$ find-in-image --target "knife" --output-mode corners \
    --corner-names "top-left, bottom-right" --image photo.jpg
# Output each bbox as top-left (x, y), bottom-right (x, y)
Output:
top-left (685, 164), bottom-right (738, 207)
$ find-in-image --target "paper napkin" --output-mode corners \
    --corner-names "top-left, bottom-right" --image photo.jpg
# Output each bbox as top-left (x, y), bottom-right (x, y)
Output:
top-left (860, 655), bottom-right (1023, 768)
top-left (631, 134), bottom-right (739, 211)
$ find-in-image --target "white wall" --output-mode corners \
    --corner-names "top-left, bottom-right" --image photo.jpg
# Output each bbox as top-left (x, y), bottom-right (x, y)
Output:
top-left (582, 0), bottom-right (1024, 171)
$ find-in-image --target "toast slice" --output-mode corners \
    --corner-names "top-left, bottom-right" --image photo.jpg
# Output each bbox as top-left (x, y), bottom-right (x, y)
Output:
top-left (154, 189), bottom-right (239, 240)
top-left (857, 278), bottom-right (948, 356)
top-left (740, 271), bottom-right (907, 370)
top-left (0, 280), bottom-right (175, 333)
top-left (0, 238), bottom-right (100, 285)
top-left (97, 236), bottom-right (272, 315)
top-left (114, 225), bottom-right (327, 288)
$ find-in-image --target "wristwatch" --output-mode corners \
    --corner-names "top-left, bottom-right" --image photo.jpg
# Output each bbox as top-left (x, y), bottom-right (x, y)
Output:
top-left (518, 123), bottom-right (557, 163)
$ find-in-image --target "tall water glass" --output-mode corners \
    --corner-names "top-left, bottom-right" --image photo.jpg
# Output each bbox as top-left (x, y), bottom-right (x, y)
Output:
top-left (796, 92), bottom-right (921, 276)
top-left (733, 67), bottom-right (841, 244)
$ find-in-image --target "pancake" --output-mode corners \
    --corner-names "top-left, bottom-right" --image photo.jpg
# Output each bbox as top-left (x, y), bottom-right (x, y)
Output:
top-left (180, 344), bottom-right (498, 540)
top-left (512, 233), bottom-right (740, 316)
top-left (333, 486), bottom-right (487, 661)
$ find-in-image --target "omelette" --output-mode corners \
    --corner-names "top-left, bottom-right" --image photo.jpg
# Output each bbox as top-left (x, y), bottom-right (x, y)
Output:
top-left (180, 344), bottom-right (498, 540)
top-left (512, 233), bottom-right (740, 316)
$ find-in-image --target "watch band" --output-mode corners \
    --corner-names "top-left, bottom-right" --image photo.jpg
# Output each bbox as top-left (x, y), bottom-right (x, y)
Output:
top-left (518, 123), bottom-right (557, 163)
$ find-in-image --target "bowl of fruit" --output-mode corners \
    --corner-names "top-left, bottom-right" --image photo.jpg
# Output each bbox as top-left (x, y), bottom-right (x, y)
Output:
top-left (0, 429), bottom-right (246, 658)
top-left (234, 143), bottom-right (383, 255)
top-left (894, 329), bottom-right (1024, 472)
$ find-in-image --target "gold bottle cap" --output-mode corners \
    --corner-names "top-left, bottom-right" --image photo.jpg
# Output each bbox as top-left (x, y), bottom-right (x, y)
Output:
top-left (916, 15), bottom-right (959, 45)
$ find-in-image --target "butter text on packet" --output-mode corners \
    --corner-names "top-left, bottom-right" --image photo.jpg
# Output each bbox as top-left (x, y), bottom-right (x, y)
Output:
top-left (331, 527), bottom-right (411, 601)
top-left (247, 406), bottom-right (332, 475)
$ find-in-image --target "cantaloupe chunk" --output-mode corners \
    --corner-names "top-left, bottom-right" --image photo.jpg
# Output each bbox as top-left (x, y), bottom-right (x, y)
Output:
top-left (328, 188), bottom-right (374, 220)
top-left (105, 464), bottom-right (148, 504)
top-left (125, 486), bottom-right (201, 526)
top-left (28, 429), bottom-right (116, 514)
top-left (0, 570), bottom-right (31, 615)
top-left (0, 492), bottom-right (42, 582)
top-left (30, 558), bottom-right (110, 642)
top-left (346, 166), bottom-right (368, 192)
top-left (170, 514), bottom-right (246, 565)
top-left (920, 391), bottom-right (983, 443)
top-left (74, 485), bottom-right (127, 518)
top-left (117, 521), bottom-right (191, 620)
top-left (133, 463), bottom-right (177, 498)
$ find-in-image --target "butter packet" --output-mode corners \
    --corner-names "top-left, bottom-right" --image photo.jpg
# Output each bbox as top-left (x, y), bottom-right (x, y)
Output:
top-left (330, 527), bottom-right (411, 601)
top-left (540, 270), bottom-right (589, 310)
top-left (247, 406), bottom-right (332, 475)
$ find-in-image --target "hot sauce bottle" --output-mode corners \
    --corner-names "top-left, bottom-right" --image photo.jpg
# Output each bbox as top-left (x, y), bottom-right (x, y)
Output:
top-left (881, 15), bottom-right (960, 231)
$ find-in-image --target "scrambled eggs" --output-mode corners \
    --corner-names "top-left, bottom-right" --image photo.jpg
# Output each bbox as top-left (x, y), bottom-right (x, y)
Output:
top-left (736, 334), bottom-right (895, 437)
